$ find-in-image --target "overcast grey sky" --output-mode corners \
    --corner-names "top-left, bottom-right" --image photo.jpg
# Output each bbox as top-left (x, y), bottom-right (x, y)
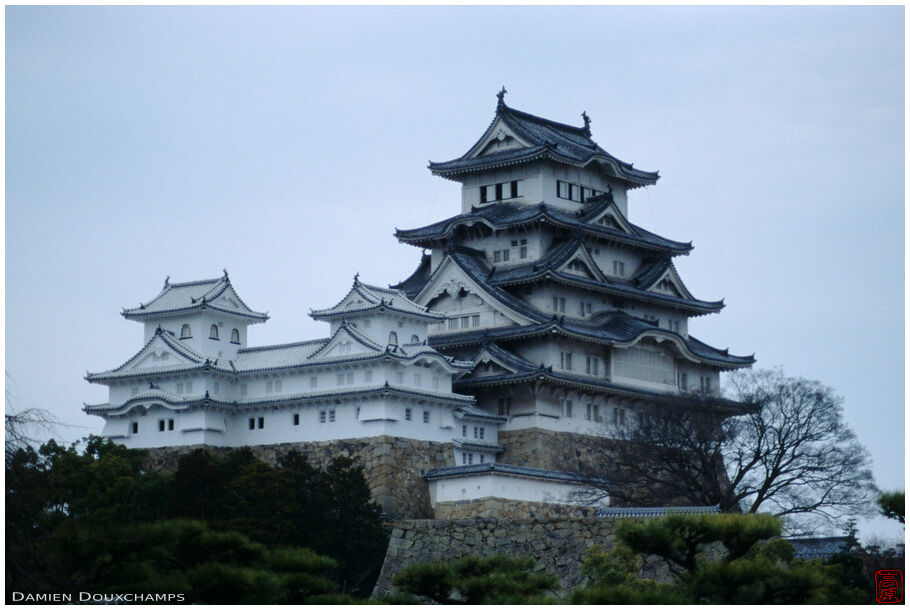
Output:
top-left (6, 6), bottom-right (904, 539)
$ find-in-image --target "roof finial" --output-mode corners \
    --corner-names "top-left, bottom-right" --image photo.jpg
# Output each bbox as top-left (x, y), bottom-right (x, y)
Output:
top-left (496, 86), bottom-right (508, 109)
top-left (353, 272), bottom-right (360, 285)
top-left (163, 276), bottom-right (170, 288)
top-left (222, 268), bottom-right (229, 280)
top-left (581, 111), bottom-right (591, 136)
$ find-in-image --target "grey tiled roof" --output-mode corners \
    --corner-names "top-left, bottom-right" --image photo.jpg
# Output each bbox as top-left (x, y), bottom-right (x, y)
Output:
top-left (395, 198), bottom-right (691, 254)
top-left (85, 382), bottom-right (476, 414)
top-left (786, 537), bottom-right (852, 560)
top-left (451, 439), bottom-right (505, 452)
top-left (595, 505), bottom-right (720, 518)
top-left (486, 238), bottom-right (723, 314)
top-left (461, 341), bottom-right (753, 413)
top-left (424, 462), bottom-right (601, 483)
top-left (454, 404), bottom-right (507, 422)
top-left (311, 275), bottom-right (443, 321)
top-left (428, 102), bottom-right (659, 188)
top-left (122, 272), bottom-right (268, 321)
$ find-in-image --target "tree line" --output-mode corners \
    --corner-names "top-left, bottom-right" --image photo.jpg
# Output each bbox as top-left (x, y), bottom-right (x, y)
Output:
top-left (6, 437), bottom-right (388, 602)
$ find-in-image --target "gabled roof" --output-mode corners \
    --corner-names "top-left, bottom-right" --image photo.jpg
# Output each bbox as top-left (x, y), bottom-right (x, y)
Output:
top-left (428, 96), bottom-right (659, 188)
top-left (86, 327), bottom-right (222, 382)
top-left (424, 462), bottom-right (607, 484)
top-left (306, 320), bottom-right (384, 361)
top-left (435, 313), bottom-right (754, 369)
top-left (122, 271), bottom-right (268, 323)
top-left (310, 275), bottom-right (444, 321)
top-left (395, 197), bottom-right (692, 255)
top-left (786, 537), bottom-right (852, 560)
top-left (454, 342), bottom-right (752, 414)
top-left (486, 243), bottom-right (724, 315)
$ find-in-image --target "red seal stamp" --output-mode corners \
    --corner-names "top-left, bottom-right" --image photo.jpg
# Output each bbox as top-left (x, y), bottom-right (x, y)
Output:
top-left (876, 570), bottom-right (904, 603)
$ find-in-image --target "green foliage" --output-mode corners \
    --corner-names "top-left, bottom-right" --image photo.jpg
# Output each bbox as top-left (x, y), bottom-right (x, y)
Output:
top-left (392, 554), bottom-right (557, 604)
top-left (6, 437), bottom-right (387, 600)
top-left (878, 491), bottom-right (905, 523)
top-left (571, 513), bottom-right (869, 604)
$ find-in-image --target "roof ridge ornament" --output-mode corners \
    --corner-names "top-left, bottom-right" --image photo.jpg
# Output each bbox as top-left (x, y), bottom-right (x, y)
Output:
top-left (163, 276), bottom-right (170, 289)
top-left (496, 86), bottom-right (507, 110)
top-left (581, 111), bottom-right (591, 136)
top-left (222, 268), bottom-right (229, 280)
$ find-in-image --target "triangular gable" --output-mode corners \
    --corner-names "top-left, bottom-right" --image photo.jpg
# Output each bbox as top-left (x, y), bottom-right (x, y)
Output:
top-left (467, 117), bottom-right (533, 159)
top-left (121, 333), bottom-right (203, 372)
top-left (414, 256), bottom-right (536, 327)
top-left (556, 244), bottom-right (606, 282)
top-left (307, 323), bottom-right (382, 361)
top-left (587, 201), bottom-right (636, 235)
top-left (209, 284), bottom-right (258, 316)
top-left (466, 349), bottom-right (522, 379)
top-left (643, 264), bottom-right (695, 301)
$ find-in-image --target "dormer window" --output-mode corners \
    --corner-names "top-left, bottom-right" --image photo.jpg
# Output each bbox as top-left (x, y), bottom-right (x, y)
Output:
top-left (209, 325), bottom-right (219, 340)
top-left (230, 328), bottom-right (240, 344)
top-left (180, 324), bottom-right (192, 339)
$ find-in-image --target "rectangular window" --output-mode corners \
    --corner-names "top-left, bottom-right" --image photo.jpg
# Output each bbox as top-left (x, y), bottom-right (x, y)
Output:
top-left (258, 417), bottom-right (264, 429)
top-left (613, 407), bottom-right (626, 426)
top-left (511, 240), bottom-right (518, 247)
top-left (480, 454), bottom-right (485, 464)
top-left (448, 318), bottom-right (458, 330)
top-left (668, 320), bottom-right (680, 333)
top-left (586, 356), bottom-right (600, 376)
top-left (159, 419), bottom-right (165, 432)
top-left (498, 397), bottom-right (512, 416)
top-left (502, 249), bottom-right (510, 262)
top-left (461, 316), bottom-right (470, 328)
top-left (275, 379), bottom-right (282, 392)
top-left (510, 180), bottom-right (518, 198)
top-left (557, 180), bottom-right (567, 199)
top-left (473, 426), bottom-right (478, 439)
top-left (494, 250), bottom-right (501, 263)
top-left (462, 453), bottom-right (467, 465)
top-left (679, 372), bottom-right (688, 390)
top-left (479, 427), bottom-right (484, 440)
top-left (701, 376), bottom-right (712, 392)
top-left (560, 399), bottom-right (573, 418)
top-left (405, 408), bottom-right (412, 421)
top-left (266, 380), bottom-right (273, 393)
top-left (249, 418), bottom-right (256, 430)
top-left (613, 261), bottom-right (625, 277)
top-left (132, 422), bottom-right (138, 434)
top-left (586, 404), bottom-right (600, 421)
top-left (186, 382), bottom-right (193, 393)
top-left (329, 410), bottom-right (336, 423)
top-left (495, 183), bottom-right (503, 200)
top-left (462, 425), bottom-right (467, 437)
top-left (560, 352), bottom-right (573, 370)
top-left (519, 245), bottom-right (527, 259)
top-left (319, 411), bottom-right (326, 423)
top-left (176, 382), bottom-right (184, 394)
top-left (240, 383), bottom-right (247, 396)
top-left (471, 314), bottom-right (480, 327)
top-left (168, 419), bottom-right (174, 431)
top-left (568, 183), bottom-right (577, 201)
top-left (293, 413), bottom-right (300, 426)
top-left (346, 372), bottom-right (353, 384)
top-left (356, 407), bottom-right (361, 419)
top-left (337, 373), bottom-right (345, 385)
top-left (423, 410), bottom-right (429, 424)
top-left (480, 185), bottom-right (488, 203)
top-left (468, 453), bottom-right (473, 465)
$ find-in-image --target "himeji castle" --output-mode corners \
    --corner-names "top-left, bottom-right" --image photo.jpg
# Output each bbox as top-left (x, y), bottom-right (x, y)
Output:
top-left (85, 92), bottom-right (753, 518)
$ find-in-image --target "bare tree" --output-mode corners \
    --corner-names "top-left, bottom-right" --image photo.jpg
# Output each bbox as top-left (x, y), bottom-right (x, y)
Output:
top-left (576, 369), bottom-right (878, 530)
top-left (5, 372), bottom-right (62, 465)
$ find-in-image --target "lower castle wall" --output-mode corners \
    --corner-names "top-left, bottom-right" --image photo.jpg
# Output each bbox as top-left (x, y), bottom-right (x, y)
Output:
top-left (498, 427), bottom-right (609, 472)
top-left (373, 517), bottom-right (671, 597)
top-left (143, 436), bottom-right (452, 519)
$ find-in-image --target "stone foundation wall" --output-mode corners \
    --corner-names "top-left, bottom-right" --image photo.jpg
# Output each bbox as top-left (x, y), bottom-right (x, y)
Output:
top-left (373, 516), bottom-right (671, 597)
top-left (498, 428), bottom-right (607, 472)
top-left (143, 436), bottom-right (452, 519)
